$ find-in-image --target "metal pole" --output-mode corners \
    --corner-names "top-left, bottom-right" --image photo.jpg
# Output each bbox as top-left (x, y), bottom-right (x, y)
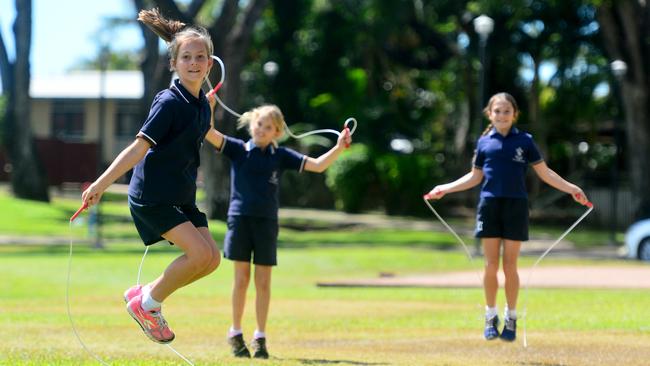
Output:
top-left (94, 45), bottom-right (109, 250)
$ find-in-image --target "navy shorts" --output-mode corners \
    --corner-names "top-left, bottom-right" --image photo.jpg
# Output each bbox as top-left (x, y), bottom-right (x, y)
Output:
top-left (128, 196), bottom-right (208, 246)
top-left (475, 197), bottom-right (529, 241)
top-left (223, 215), bottom-right (278, 266)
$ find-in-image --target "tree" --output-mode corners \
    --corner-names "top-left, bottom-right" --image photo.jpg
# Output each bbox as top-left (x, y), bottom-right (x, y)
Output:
top-left (0, 0), bottom-right (49, 201)
top-left (133, 0), bottom-right (269, 219)
top-left (597, 0), bottom-right (650, 219)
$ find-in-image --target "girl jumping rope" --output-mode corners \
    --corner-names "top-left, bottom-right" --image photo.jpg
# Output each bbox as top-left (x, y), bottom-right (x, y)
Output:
top-left (425, 92), bottom-right (589, 342)
top-left (81, 9), bottom-right (221, 344)
top-left (203, 105), bottom-right (352, 358)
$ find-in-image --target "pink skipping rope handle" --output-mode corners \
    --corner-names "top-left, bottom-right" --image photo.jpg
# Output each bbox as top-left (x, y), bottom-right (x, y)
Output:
top-left (70, 202), bottom-right (88, 222)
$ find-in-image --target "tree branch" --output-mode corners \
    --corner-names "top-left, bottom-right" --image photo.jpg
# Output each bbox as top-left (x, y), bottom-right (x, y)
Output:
top-left (0, 21), bottom-right (12, 94)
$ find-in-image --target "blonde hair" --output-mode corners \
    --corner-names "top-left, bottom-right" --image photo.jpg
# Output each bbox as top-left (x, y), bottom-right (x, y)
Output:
top-left (138, 8), bottom-right (213, 70)
top-left (480, 92), bottom-right (520, 136)
top-left (238, 105), bottom-right (286, 143)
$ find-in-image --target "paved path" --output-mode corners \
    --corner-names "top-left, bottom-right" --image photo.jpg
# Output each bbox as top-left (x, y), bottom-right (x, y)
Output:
top-left (317, 265), bottom-right (650, 289)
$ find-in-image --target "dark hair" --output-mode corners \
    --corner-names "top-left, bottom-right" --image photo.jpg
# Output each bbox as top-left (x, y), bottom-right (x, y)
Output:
top-left (138, 8), bottom-right (213, 69)
top-left (480, 92), bottom-right (519, 136)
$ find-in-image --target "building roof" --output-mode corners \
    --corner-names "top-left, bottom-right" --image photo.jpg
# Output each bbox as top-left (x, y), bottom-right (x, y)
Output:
top-left (30, 70), bottom-right (144, 99)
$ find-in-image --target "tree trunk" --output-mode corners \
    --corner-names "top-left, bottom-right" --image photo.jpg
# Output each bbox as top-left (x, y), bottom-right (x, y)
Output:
top-left (202, 0), bottom-right (268, 219)
top-left (597, 1), bottom-right (650, 220)
top-left (1, 0), bottom-right (49, 201)
top-left (136, 0), bottom-right (268, 219)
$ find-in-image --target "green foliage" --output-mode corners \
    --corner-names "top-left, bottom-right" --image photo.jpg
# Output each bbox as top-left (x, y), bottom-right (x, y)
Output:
top-left (375, 152), bottom-right (443, 215)
top-left (0, 95), bottom-right (5, 146)
top-left (324, 143), bottom-right (376, 213)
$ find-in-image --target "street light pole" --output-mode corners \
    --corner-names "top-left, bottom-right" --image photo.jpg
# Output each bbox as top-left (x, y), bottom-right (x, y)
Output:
top-left (473, 14), bottom-right (494, 136)
top-left (609, 59), bottom-right (627, 245)
top-left (93, 44), bottom-right (110, 250)
top-left (472, 14), bottom-right (494, 255)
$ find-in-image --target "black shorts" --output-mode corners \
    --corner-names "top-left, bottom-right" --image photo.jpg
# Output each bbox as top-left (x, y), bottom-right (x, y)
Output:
top-left (475, 197), bottom-right (529, 241)
top-left (223, 215), bottom-right (278, 266)
top-left (128, 196), bottom-right (208, 246)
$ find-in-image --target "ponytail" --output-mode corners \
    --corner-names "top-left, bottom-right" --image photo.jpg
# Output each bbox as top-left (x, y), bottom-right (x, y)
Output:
top-left (137, 8), bottom-right (213, 68)
top-left (480, 123), bottom-right (493, 136)
top-left (137, 8), bottom-right (186, 43)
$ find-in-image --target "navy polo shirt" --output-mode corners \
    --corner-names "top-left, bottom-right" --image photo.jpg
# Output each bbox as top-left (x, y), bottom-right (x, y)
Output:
top-left (128, 79), bottom-right (212, 205)
top-left (218, 136), bottom-right (306, 219)
top-left (473, 127), bottom-right (543, 199)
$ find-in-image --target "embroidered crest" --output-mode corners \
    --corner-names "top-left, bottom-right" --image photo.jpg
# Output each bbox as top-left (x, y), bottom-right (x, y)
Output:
top-left (269, 171), bottom-right (279, 185)
top-left (513, 147), bottom-right (525, 163)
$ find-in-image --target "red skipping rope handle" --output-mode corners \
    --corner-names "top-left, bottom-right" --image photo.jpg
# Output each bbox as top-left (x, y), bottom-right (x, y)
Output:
top-left (206, 81), bottom-right (223, 97)
top-left (70, 202), bottom-right (88, 222)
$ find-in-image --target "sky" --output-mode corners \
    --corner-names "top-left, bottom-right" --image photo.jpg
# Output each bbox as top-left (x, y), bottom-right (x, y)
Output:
top-left (1, 0), bottom-right (142, 81)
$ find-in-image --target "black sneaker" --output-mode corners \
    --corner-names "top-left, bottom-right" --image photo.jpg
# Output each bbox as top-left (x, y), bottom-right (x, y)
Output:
top-left (250, 337), bottom-right (269, 359)
top-left (499, 317), bottom-right (517, 342)
top-left (484, 315), bottom-right (500, 340)
top-left (228, 334), bottom-right (251, 358)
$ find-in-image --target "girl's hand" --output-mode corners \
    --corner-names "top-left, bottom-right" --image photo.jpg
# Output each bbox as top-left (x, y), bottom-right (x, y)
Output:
top-left (337, 127), bottom-right (352, 149)
top-left (207, 93), bottom-right (217, 111)
top-left (81, 183), bottom-right (104, 208)
top-left (570, 187), bottom-right (590, 206)
top-left (424, 186), bottom-right (445, 200)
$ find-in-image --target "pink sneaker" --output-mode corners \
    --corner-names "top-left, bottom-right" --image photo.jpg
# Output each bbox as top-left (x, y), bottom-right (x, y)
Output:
top-left (126, 294), bottom-right (175, 344)
top-left (123, 285), bottom-right (142, 303)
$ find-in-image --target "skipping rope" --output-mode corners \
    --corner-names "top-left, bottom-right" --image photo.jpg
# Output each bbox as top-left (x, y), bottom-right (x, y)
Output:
top-left (204, 55), bottom-right (358, 141)
top-left (67, 204), bottom-right (195, 365)
top-left (423, 194), bottom-right (594, 347)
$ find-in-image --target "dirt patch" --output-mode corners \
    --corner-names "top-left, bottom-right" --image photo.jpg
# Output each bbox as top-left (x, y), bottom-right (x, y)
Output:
top-left (317, 265), bottom-right (650, 289)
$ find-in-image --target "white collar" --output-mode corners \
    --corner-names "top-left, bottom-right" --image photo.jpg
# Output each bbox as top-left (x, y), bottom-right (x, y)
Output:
top-left (246, 140), bottom-right (275, 154)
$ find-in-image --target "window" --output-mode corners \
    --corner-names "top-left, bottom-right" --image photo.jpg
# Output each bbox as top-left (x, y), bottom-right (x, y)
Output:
top-left (51, 100), bottom-right (84, 141)
top-left (115, 101), bottom-right (141, 137)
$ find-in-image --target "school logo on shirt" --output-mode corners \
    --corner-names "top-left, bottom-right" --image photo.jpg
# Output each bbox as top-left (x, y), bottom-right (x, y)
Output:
top-left (512, 147), bottom-right (525, 163)
top-left (269, 171), bottom-right (279, 185)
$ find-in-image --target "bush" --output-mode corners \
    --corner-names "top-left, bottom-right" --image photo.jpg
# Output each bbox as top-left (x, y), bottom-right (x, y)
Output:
top-left (375, 152), bottom-right (443, 216)
top-left (325, 143), bottom-right (376, 213)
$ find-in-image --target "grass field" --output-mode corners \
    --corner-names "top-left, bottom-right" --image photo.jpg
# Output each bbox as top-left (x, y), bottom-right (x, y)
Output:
top-left (1, 191), bottom-right (649, 365)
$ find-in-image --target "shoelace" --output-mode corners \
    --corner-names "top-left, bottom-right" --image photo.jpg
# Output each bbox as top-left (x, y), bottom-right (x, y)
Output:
top-left (150, 310), bottom-right (170, 330)
top-left (504, 318), bottom-right (516, 330)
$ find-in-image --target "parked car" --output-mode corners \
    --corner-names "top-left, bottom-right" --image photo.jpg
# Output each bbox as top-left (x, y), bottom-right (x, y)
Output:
top-left (624, 219), bottom-right (650, 262)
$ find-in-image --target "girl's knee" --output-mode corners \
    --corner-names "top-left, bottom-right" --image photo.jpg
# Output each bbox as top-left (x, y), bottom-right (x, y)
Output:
top-left (502, 262), bottom-right (518, 277)
top-left (234, 271), bottom-right (251, 289)
top-left (207, 251), bottom-right (221, 273)
top-left (484, 261), bottom-right (500, 274)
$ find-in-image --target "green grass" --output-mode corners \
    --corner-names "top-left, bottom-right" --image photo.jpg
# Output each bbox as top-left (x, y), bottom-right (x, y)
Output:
top-left (0, 189), bottom-right (617, 247)
top-left (1, 189), bottom-right (648, 365)
top-left (1, 244), bottom-right (650, 365)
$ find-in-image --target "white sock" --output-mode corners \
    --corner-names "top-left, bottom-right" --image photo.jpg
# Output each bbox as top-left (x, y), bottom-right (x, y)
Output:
top-left (142, 284), bottom-right (152, 296)
top-left (254, 330), bottom-right (266, 339)
top-left (141, 292), bottom-right (162, 311)
top-left (485, 306), bottom-right (498, 319)
top-left (229, 327), bottom-right (243, 337)
top-left (505, 306), bottom-right (517, 320)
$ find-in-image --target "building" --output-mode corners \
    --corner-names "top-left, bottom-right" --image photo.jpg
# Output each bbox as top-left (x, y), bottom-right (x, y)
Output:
top-left (5, 70), bottom-right (144, 185)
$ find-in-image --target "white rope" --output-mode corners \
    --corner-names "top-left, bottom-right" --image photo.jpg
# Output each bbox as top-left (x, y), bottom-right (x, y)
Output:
top-left (422, 197), bottom-right (484, 286)
top-left (205, 54), bottom-right (357, 139)
top-left (136, 246), bottom-right (149, 286)
top-left (134, 246), bottom-right (194, 365)
top-left (68, 213), bottom-right (194, 365)
top-left (522, 204), bottom-right (594, 348)
top-left (67, 222), bottom-right (111, 365)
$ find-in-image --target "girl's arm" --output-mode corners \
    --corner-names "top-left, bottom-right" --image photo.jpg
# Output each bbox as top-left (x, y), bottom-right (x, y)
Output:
top-left (81, 138), bottom-right (150, 207)
top-left (425, 168), bottom-right (484, 199)
top-left (205, 128), bottom-right (225, 150)
top-left (204, 93), bottom-right (225, 149)
top-left (303, 127), bottom-right (352, 173)
top-left (532, 161), bottom-right (589, 205)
